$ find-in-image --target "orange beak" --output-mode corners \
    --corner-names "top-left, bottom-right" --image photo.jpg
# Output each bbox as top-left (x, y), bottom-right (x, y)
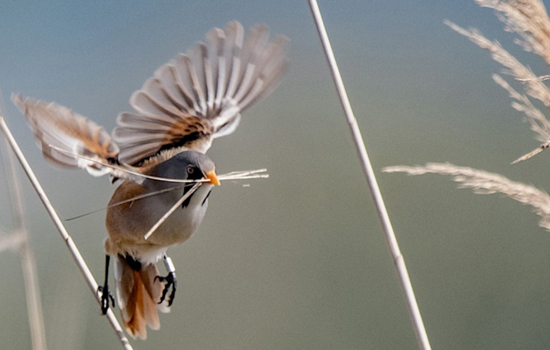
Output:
top-left (205, 171), bottom-right (220, 186)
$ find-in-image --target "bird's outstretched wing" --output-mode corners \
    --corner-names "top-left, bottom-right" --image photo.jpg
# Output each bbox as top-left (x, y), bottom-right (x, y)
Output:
top-left (12, 95), bottom-right (142, 182)
top-left (113, 21), bottom-right (289, 166)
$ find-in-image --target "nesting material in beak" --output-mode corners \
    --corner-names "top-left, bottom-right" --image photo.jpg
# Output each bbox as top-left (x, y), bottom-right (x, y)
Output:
top-left (205, 171), bottom-right (220, 186)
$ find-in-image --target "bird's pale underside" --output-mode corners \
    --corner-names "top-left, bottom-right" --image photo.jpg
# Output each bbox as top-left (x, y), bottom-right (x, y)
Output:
top-left (13, 21), bottom-right (288, 339)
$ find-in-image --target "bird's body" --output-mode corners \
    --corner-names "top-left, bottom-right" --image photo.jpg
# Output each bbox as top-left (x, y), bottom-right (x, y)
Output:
top-left (13, 21), bottom-right (288, 339)
top-left (104, 152), bottom-right (217, 337)
top-left (105, 154), bottom-right (215, 265)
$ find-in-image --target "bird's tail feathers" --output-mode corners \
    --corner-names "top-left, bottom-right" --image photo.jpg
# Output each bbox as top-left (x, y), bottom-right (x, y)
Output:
top-left (114, 255), bottom-right (169, 339)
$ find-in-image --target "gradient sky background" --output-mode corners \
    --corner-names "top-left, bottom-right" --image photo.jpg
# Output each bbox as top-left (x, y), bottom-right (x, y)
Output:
top-left (2, 1), bottom-right (550, 349)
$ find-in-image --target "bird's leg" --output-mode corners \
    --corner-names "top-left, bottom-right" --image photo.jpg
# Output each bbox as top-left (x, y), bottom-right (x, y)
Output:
top-left (155, 255), bottom-right (177, 306)
top-left (98, 254), bottom-right (115, 314)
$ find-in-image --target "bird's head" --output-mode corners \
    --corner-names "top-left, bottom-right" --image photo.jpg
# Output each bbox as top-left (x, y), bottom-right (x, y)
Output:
top-left (149, 151), bottom-right (220, 185)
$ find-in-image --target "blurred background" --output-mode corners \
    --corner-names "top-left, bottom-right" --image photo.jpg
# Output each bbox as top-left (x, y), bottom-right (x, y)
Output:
top-left (1, 1), bottom-right (550, 349)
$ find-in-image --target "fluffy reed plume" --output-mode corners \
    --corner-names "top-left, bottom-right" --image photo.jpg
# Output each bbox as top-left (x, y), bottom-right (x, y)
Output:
top-left (445, 0), bottom-right (550, 163)
top-left (384, 2), bottom-right (550, 234)
top-left (383, 163), bottom-right (550, 231)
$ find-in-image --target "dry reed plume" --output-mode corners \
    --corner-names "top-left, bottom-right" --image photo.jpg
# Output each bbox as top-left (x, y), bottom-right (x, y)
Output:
top-left (445, 0), bottom-right (550, 163)
top-left (387, 0), bottom-right (550, 234)
top-left (384, 163), bottom-right (550, 231)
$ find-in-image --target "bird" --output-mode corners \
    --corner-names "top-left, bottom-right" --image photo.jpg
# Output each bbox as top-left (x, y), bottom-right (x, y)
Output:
top-left (12, 21), bottom-right (289, 339)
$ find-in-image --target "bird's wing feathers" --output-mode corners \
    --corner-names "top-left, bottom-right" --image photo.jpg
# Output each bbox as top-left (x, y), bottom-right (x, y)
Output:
top-left (114, 112), bottom-right (213, 167)
top-left (113, 21), bottom-right (289, 166)
top-left (12, 94), bottom-right (118, 174)
top-left (12, 95), bottom-right (144, 183)
top-left (13, 22), bottom-right (289, 171)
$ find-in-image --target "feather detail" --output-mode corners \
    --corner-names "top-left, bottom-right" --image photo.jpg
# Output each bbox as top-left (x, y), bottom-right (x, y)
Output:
top-left (12, 94), bottom-right (120, 177)
top-left (114, 255), bottom-right (165, 339)
top-left (113, 21), bottom-right (289, 165)
top-left (113, 113), bottom-right (213, 166)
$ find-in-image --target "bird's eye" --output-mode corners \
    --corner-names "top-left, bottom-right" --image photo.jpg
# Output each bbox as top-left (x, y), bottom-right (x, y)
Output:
top-left (186, 165), bottom-right (195, 174)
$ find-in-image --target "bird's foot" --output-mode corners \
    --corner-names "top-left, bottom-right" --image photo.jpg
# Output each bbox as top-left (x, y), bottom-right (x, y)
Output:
top-left (98, 284), bottom-right (115, 314)
top-left (155, 271), bottom-right (177, 306)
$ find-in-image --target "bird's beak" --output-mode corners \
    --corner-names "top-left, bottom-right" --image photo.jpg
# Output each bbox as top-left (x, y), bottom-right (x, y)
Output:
top-left (205, 171), bottom-right (220, 186)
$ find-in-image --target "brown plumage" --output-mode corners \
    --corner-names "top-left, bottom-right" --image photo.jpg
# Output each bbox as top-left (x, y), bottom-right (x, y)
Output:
top-left (104, 154), bottom-right (217, 339)
top-left (11, 94), bottom-right (119, 173)
top-left (116, 257), bottom-right (163, 339)
top-left (12, 20), bottom-right (289, 340)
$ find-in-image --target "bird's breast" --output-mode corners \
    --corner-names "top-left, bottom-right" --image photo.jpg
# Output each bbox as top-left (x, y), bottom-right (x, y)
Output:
top-left (105, 182), bottom-right (213, 256)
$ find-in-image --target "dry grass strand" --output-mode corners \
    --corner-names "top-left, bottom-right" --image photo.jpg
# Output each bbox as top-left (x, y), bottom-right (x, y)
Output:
top-left (384, 163), bottom-right (550, 231)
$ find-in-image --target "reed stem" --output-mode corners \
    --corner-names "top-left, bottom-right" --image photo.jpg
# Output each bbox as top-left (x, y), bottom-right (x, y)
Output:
top-left (0, 116), bottom-right (133, 350)
top-left (1, 135), bottom-right (47, 350)
top-left (306, 1), bottom-right (432, 349)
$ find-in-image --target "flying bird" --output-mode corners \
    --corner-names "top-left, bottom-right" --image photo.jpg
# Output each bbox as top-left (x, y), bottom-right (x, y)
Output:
top-left (12, 21), bottom-right (288, 339)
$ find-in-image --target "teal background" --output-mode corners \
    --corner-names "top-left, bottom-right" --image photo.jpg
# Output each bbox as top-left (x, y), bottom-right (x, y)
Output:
top-left (2, 1), bottom-right (550, 349)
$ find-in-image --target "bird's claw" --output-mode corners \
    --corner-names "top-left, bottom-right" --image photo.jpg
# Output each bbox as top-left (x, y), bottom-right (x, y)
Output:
top-left (155, 272), bottom-right (177, 306)
top-left (98, 285), bottom-right (115, 314)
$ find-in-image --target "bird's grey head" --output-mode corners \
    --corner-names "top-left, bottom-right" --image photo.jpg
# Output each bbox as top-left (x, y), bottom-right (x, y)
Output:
top-left (148, 151), bottom-right (219, 185)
